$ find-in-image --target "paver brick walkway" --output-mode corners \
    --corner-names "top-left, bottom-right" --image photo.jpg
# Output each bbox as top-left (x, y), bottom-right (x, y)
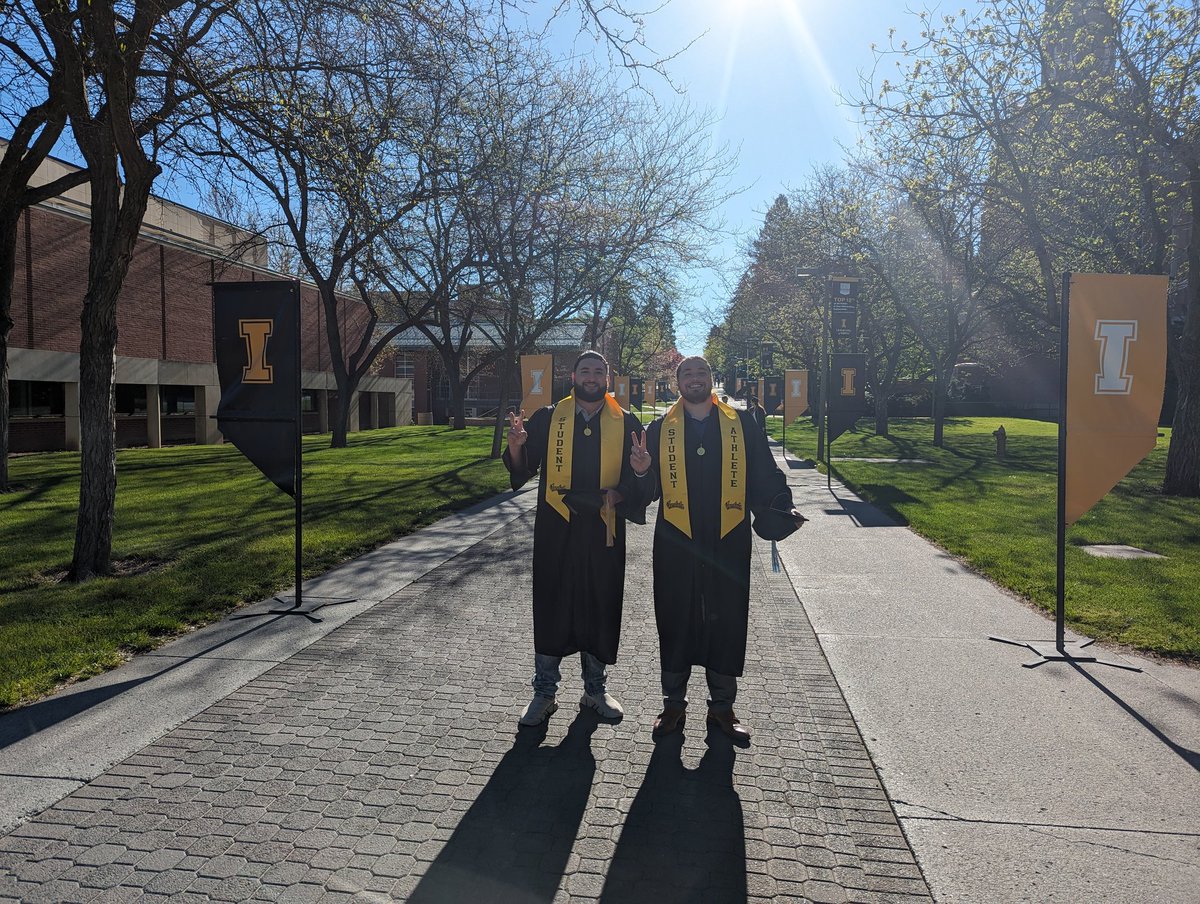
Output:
top-left (0, 504), bottom-right (931, 903)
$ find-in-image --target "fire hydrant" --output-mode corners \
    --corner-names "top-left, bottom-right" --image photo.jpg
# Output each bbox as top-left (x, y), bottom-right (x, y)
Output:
top-left (993, 424), bottom-right (1007, 461)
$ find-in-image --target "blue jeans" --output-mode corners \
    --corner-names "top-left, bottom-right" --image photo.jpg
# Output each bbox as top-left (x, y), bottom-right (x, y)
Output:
top-left (533, 652), bottom-right (608, 699)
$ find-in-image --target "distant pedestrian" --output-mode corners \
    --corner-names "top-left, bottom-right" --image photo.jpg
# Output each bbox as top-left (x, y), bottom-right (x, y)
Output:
top-left (748, 395), bottom-right (768, 436)
top-left (642, 356), bottom-right (805, 743)
top-left (504, 351), bottom-right (651, 726)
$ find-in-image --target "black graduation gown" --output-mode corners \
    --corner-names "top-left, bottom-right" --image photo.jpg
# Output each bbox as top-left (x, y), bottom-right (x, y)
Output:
top-left (645, 408), bottom-right (793, 676)
top-left (504, 404), bottom-right (648, 664)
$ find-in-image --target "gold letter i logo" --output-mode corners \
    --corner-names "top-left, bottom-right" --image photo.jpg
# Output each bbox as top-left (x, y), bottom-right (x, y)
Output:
top-left (240, 319), bottom-right (274, 384)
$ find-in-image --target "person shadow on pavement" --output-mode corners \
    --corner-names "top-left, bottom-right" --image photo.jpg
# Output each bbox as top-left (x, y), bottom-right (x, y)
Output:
top-left (600, 730), bottom-right (746, 903)
top-left (408, 709), bottom-right (599, 903)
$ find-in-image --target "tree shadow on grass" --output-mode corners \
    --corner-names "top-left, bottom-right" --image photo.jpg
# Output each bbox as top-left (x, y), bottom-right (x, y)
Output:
top-left (877, 433), bottom-right (923, 459)
top-left (407, 711), bottom-right (599, 903)
top-left (600, 730), bottom-right (745, 904)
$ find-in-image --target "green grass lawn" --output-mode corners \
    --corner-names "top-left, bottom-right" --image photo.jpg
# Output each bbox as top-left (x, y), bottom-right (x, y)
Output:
top-left (0, 427), bottom-right (510, 707)
top-left (772, 416), bottom-right (1200, 662)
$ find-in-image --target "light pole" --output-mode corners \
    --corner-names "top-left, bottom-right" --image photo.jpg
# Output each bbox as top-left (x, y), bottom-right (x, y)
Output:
top-left (816, 288), bottom-right (831, 464)
top-left (797, 268), bottom-right (830, 462)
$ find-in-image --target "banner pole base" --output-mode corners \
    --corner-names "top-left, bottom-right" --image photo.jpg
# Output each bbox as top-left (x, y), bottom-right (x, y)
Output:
top-left (988, 636), bottom-right (1142, 672)
top-left (231, 595), bottom-right (359, 625)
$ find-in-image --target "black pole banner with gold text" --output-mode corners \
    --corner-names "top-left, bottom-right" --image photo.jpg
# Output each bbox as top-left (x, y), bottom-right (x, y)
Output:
top-left (827, 353), bottom-right (867, 442)
top-left (213, 281), bottom-right (300, 496)
top-left (763, 376), bottom-right (784, 416)
top-left (630, 377), bottom-right (644, 411)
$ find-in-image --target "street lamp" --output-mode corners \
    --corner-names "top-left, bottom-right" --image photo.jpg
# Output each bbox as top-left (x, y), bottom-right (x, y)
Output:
top-left (797, 268), bottom-right (859, 465)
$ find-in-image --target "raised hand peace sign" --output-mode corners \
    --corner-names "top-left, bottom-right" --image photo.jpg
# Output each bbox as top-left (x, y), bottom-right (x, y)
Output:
top-left (629, 430), bottom-right (650, 475)
top-left (507, 410), bottom-right (527, 449)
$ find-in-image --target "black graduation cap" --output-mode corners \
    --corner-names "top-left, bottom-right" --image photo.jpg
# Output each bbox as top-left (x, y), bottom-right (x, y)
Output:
top-left (752, 493), bottom-right (805, 541)
top-left (562, 489), bottom-right (606, 514)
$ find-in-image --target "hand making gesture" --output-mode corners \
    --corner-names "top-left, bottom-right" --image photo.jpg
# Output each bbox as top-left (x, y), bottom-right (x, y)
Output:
top-left (507, 410), bottom-right (527, 451)
top-left (629, 430), bottom-right (650, 475)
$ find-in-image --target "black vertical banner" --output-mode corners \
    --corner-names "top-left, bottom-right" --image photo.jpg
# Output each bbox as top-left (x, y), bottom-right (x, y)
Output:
top-left (656, 379), bottom-right (669, 401)
top-left (630, 378), bottom-right (644, 411)
top-left (213, 281), bottom-right (301, 496)
top-left (763, 376), bottom-right (784, 416)
top-left (827, 353), bottom-right (867, 442)
top-left (831, 299), bottom-right (858, 349)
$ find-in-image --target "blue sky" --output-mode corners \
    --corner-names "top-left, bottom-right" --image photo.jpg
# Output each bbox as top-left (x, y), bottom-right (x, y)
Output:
top-left (560, 0), bottom-right (970, 353)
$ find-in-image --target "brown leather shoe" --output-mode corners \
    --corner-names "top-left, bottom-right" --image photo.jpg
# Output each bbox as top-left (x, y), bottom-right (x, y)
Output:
top-left (652, 705), bottom-right (686, 737)
top-left (707, 708), bottom-right (751, 743)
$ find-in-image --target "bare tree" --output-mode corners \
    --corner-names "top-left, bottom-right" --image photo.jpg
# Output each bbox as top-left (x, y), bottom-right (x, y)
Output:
top-left (0, 3), bottom-right (90, 491)
top-left (192, 0), bottom-right (464, 446)
top-left (20, 0), bottom-right (236, 580)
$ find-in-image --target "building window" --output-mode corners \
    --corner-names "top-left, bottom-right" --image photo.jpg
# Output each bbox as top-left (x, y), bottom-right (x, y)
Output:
top-left (301, 390), bottom-right (318, 413)
top-left (115, 384), bottom-right (147, 416)
top-left (395, 353), bottom-right (415, 378)
top-left (161, 386), bottom-right (195, 415)
top-left (9, 381), bottom-right (65, 417)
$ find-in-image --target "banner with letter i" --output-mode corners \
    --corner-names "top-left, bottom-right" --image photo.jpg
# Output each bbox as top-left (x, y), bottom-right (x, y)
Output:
top-left (614, 375), bottom-right (630, 409)
top-left (784, 370), bottom-right (809, 423)
top-left (827, 353), bottom-right (867, 443)
top-left (213, 281), bottom-right (300, 496)
top-left (1065, 273), bottom-right (1168, 524)
top-left (763, 376), bottom-right (783, 416)
top-left (991, 272), bottom-right (1166, 671)
top-left (630, 377), bottom-right (644, 411)
top-left (520, 355), bottom-right (554, 414)
top-left (214, 280), bottom-right (316, 613)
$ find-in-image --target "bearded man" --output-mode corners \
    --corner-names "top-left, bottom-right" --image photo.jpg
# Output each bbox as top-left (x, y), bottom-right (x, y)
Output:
top-left (643, 356), bottom-right (805, 743)
top-left (504, 351), bottom-right (651, 726)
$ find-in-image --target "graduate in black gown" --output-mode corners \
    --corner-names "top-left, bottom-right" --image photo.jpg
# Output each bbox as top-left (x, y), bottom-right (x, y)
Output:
top-left (504, 351), bottom-right (651, 727)
top-left (643, 356), bottom-right (805, 743)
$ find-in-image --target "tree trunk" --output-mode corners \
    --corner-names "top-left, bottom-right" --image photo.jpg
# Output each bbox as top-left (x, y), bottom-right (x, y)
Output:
top-left (69, 155), bottom-right (154, 580)
top-left (0, 207), bottom-right (18, 492)
top-left (331, 371), bottom-right (359, 449)
top-left (447, 369), bottom-right (466, 430)
top-left (491, 357), bottom-right (513, 458)
top-left (932, 373), bottom-right (948, 448)
top-left (874, 394), bottom-right (889, 437)
top-left (70, 283), bottom-right (119, 579)
top-left (1163, 165), bottom-right (1200, 496)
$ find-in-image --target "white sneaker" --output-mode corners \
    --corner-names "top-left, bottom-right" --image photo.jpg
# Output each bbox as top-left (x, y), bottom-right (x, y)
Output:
top-left (519, 695), bottom-right (558, 726)
top-left (581, 692), bottom-right (624, 720)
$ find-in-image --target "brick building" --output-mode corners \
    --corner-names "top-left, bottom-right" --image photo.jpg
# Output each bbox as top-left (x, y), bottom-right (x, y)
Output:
top-left (393, 322), bottom-right (589, 424)
top-left (7, 147), bottom-right (412, 453)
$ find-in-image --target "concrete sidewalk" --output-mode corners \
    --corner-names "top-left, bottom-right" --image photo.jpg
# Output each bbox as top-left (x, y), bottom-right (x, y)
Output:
top-left (775, 449), bottom-right (1200, 903)
top-left (0, 444), bottom-right (1196, 903)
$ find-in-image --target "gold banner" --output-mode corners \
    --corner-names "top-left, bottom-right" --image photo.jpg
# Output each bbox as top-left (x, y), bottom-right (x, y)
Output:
top-left (645, 376), bottom-right (656, 408)
top-left (1065, 273), bottom-right (1167, 524)
top-left (784, 369), bottom-right (809, 422)
top-left (613, 375), bottom-right (630, 409)
top-left (520, 354), bottom-right (554, 416)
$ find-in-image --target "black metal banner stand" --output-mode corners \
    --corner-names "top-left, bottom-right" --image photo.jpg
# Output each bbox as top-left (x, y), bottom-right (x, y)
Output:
top-left (266, 306), bottom-right (357, 623)
top-left (216, 285), bottom-right (356, 625)
top-left (990, 273), bottom-right (1140, 672)
top-left (826, 432), bottom-right (833, 491)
